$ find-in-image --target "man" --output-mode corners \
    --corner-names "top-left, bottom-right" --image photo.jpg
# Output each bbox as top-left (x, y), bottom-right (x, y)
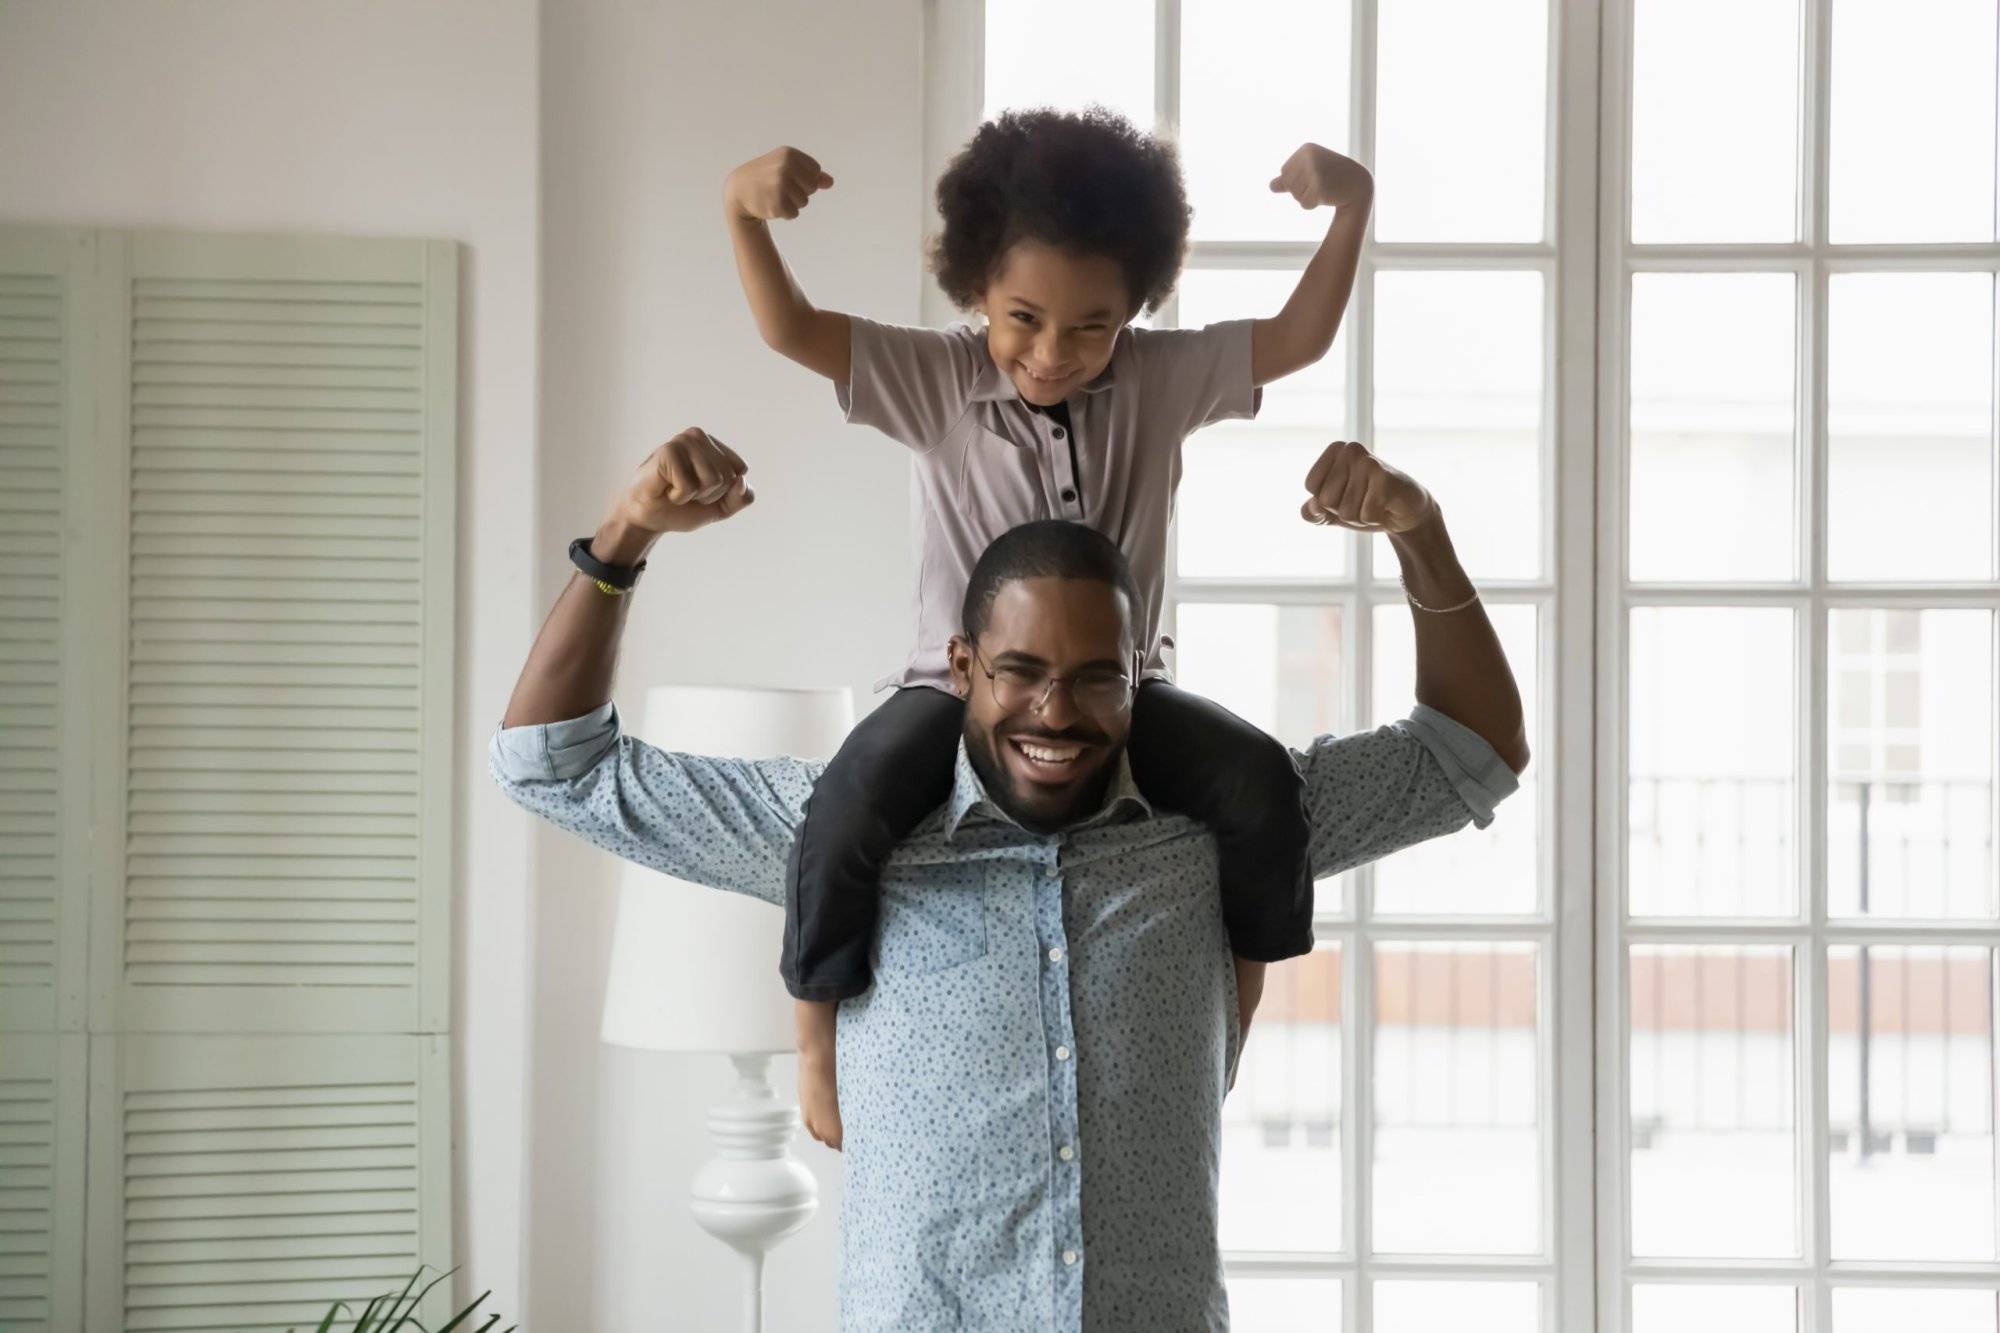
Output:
top-left (492, 429), bottom-right (1527, 1331)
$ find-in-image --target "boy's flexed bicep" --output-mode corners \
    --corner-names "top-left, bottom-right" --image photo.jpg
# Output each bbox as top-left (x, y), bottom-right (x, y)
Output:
top-left (837, 316), bottom-right (987, 453)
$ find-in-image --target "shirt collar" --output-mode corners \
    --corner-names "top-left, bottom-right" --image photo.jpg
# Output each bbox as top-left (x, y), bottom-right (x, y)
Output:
top-left (941, 738), bottom-right (1153, 841)
top-left (968, 325), bottom-right (1127, 404)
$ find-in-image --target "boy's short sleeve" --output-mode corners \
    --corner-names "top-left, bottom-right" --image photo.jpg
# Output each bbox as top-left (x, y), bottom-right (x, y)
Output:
top-left (1129, 318), bottom-right (1263, 436)
top-left (836, 316), bottom-right (985, 453)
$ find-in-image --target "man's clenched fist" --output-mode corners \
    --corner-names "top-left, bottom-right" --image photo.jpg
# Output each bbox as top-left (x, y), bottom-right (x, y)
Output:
top-left (1300, 440), bottom-right (1432, 534)
top-left (615, 429), bottom-right (755, 536)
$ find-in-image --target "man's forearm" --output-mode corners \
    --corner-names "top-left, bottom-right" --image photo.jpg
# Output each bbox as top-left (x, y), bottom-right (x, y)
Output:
top-left (1386, 508), bottom-right (1531, 773)
top-left (500, 516), bottom-right (658, 729)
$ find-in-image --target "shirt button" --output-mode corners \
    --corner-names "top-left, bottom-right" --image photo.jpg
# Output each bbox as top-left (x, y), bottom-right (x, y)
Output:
top-left (1059, 1144), bottom-right (1075, 1161)
top-left (1052, 427), bottom-right (1066, 440)
top-left (1054, 1045), bottom-right (1071, 1062)
top-left (1062, 1249), bottom-right (1078, 1266)
top-left (1060, 487), bottom-right (1077, 503)
top-left (1048, 947), bottom-right (1064, 963)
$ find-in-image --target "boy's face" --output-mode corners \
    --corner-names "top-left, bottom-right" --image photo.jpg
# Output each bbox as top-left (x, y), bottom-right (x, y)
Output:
top-left (977, 240), bottom-right (1134, 407)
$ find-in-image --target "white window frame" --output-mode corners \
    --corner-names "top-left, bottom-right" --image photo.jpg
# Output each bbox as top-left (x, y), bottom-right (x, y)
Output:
top-left (925, 1), bottom-right (1602, 1328)
top-left (1597, 0), bottom-right (2000, 1328)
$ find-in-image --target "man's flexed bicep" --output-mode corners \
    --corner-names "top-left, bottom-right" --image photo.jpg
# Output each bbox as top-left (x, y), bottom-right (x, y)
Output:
top-left (490, 704), bottom-right (817, 906)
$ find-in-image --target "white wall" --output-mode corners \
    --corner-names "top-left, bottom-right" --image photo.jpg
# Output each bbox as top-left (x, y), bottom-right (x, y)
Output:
top-left (535, 1), bottom-right (924, 1326)
top-left (0, 1), bottom-right (541, 1318)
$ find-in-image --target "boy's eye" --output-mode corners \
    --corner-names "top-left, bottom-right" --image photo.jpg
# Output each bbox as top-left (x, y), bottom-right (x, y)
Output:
top-left (1010, 311), bottom-right (1037, 325)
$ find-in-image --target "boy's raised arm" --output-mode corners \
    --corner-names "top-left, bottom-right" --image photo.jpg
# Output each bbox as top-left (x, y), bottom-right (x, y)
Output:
top-left (1250, 143), bottom-right (1374, 387)
top-left (724, 146), bottom-right (854, 383)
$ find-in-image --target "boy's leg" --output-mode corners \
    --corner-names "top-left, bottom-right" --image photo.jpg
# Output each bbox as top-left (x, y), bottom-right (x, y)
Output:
top-left (795, 999), bottom-right (843, 1149)
top-left (1126, 680), bottom-right (1315, 962)
top-left (781, 684), bottom-right (966, 999)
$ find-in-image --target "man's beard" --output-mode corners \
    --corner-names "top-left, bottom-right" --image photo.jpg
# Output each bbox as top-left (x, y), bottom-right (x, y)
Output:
top-left (962, 714), bottom-right (1122, 834)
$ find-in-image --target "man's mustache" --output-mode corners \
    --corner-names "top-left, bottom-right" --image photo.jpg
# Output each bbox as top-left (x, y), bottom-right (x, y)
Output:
top-left (995, 719), bottom-right (1110, 747)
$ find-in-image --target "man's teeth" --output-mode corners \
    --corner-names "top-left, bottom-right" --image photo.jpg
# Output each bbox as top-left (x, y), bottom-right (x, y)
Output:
top-left (1016, 739), bottom-right (1083, 764)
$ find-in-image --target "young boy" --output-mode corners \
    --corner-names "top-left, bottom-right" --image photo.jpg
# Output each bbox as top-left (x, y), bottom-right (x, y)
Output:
top-left (722, 107), bottom-right (1372, 1149)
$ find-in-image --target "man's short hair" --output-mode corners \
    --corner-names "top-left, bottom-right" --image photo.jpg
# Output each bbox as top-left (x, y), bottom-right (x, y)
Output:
top-left (961, 521), bottom-right (1141, 645)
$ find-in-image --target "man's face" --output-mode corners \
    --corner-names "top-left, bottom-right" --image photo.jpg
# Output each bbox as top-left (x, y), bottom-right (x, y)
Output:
top-left (975, 240), bottom-right (1134, 407)
top-left (948, 576), bottom-right (1140, 833)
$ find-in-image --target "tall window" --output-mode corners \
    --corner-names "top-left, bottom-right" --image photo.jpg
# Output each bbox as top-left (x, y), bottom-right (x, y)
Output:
top-left (943, 0), bottom-right (1998, 1327)
top-left (1610, 0), bottom-right (2000, 1330)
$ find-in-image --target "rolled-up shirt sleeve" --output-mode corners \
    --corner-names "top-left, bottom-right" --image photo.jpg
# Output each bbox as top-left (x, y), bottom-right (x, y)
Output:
top-left (489, 703), bottom-right (822, 907)
top-left (1295, 703), bottom-right (1521, 881)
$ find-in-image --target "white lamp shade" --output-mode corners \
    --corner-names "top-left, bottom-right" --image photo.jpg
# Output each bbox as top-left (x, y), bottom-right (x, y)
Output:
top-left (600, 685), bottom-right (855, 1054)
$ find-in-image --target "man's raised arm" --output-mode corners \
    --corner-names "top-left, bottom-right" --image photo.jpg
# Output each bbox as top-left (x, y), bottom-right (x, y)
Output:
top-left (1299, 441), bottom-right (1530, 774)
top-left (503, 428), bottom-right (754, 728)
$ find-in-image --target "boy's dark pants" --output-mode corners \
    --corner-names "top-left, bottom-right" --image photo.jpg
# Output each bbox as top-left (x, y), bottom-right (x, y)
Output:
top-left (780, 680), bottom-right (1315, 1002)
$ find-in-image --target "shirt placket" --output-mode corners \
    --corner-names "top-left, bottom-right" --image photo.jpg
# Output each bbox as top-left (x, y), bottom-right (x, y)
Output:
top-left (1034, 835), bottom-right (1085, 1330)
top-left (1043, 407), bottom-right (1085, 521)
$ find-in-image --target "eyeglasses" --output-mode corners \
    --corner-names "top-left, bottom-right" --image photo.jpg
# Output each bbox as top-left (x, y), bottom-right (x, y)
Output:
top-left (969, 644), bottom-right (1134, 718)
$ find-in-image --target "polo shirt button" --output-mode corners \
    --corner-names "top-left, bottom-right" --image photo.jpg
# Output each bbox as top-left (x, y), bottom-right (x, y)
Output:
top-left (1062, 1249), bottom-right (1078, 1266)
top-left (1054, 1045), bottom-right (1071, 1061)
top-left (1060, 487), bottom-right (1076, 503)
top-left (1048, 947), bottom-right (1064, 963)
top-left (1059, 1144), bottom-right (1075, 1161)
top-left (1052, 427), bottom-right (1066, 440)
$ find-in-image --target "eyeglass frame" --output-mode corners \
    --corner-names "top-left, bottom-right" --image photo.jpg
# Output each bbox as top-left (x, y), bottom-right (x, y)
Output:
top-left (962, 640), bottom-right (1138, 719)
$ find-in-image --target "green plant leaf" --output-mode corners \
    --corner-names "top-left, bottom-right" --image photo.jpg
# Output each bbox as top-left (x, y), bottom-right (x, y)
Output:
top-left (432, 1289), bottom-right (495, 1333)
top-left (353, 1292), bottom-right (392, 1333)
top-left (385, 1264), bottom-right (459, 1329)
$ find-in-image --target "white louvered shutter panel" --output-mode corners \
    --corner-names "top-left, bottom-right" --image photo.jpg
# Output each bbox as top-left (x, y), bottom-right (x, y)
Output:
top-left (0, 228), bottom-right (89, 1034)
top-left (0, 227), bottom-right (92, 1333)
top-left (86, 1034), bottom-right (449, 1333)
top-left (107, 232), bottom-right (455, 1036)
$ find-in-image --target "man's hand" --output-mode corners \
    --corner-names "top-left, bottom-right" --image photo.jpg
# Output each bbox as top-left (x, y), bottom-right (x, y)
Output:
top-left (613, 429), bottom-right (755, 537)
top-left (1301, 440), bottom-right (1434, 533)
top-left (725, 146), bottom-right (835, 222)
top-left (1269, 143), bottom-right (1374, 211)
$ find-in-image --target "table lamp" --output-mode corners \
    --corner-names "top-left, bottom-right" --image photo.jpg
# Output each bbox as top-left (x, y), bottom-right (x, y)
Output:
top-left (600, 684), bottom-right (855, 1333)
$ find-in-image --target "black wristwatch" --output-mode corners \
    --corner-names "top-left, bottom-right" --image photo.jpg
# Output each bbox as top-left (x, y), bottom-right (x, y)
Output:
top-left (568, 536), bottom-right (647, 592)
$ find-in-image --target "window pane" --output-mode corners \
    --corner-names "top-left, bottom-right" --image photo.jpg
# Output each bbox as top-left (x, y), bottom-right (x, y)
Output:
top-left (1827, 610), bottom-right (1997, 919)
top-left (1222, 945), bottom-right (1343, 1254)
top-left (1828, 273), bottom-right (1995, 582)
top-left (1227, 1277), bottom-right (1343, 1331)
top-left (1174, 603), bottom-right (1352, 912)
top-left (1373, 942), bottom-right (1541, 1254)
top-left (1829, 947), bottom-right (1997, 1261)
top-left (1629, 946), bottom-right (1798, 1258)
top-left (1374, 1280), bottom-right (1539, 1332)
top-left (1834, 1287), bottom-right (1999, 1332)
top-left (1182, 0), bottom-right (1350, 243)
top-left (1371, 271), bottom-right (1543, 580)
top-left (1374, 0), bottom-right (1547, 241)
top-left (983, 0), bottom-right (1154, 127)
top-left (1629, 273), bottom-right (1796, 583)
top-left (1631, 0), bottom-right (1799, 242)
top-left (1628, 608), bottom-right (1798, 918)
top-left (1174, 603), bottom-right (1345, 747)
top-left (1830, 0), bottom-right (1998, 242)
top-left (1372, 601), bottom-right (1539, 915)
top-left (1177, 269), bottom-right (1352, 581)
top-left (1633, 1284), bottom-right (1799, 1333)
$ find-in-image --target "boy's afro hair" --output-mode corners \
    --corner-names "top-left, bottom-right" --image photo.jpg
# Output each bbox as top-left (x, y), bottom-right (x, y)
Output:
top-left (928, 106), bottom-right (1191, 317)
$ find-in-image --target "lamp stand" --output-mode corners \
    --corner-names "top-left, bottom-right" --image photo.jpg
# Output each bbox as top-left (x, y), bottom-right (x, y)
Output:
top-left (688, 1053), bottom-right (820, 1333)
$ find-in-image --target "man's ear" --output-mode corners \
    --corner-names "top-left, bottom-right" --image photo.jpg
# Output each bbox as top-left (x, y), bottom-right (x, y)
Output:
top-left (947, 635), bottom-right (975, 699)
